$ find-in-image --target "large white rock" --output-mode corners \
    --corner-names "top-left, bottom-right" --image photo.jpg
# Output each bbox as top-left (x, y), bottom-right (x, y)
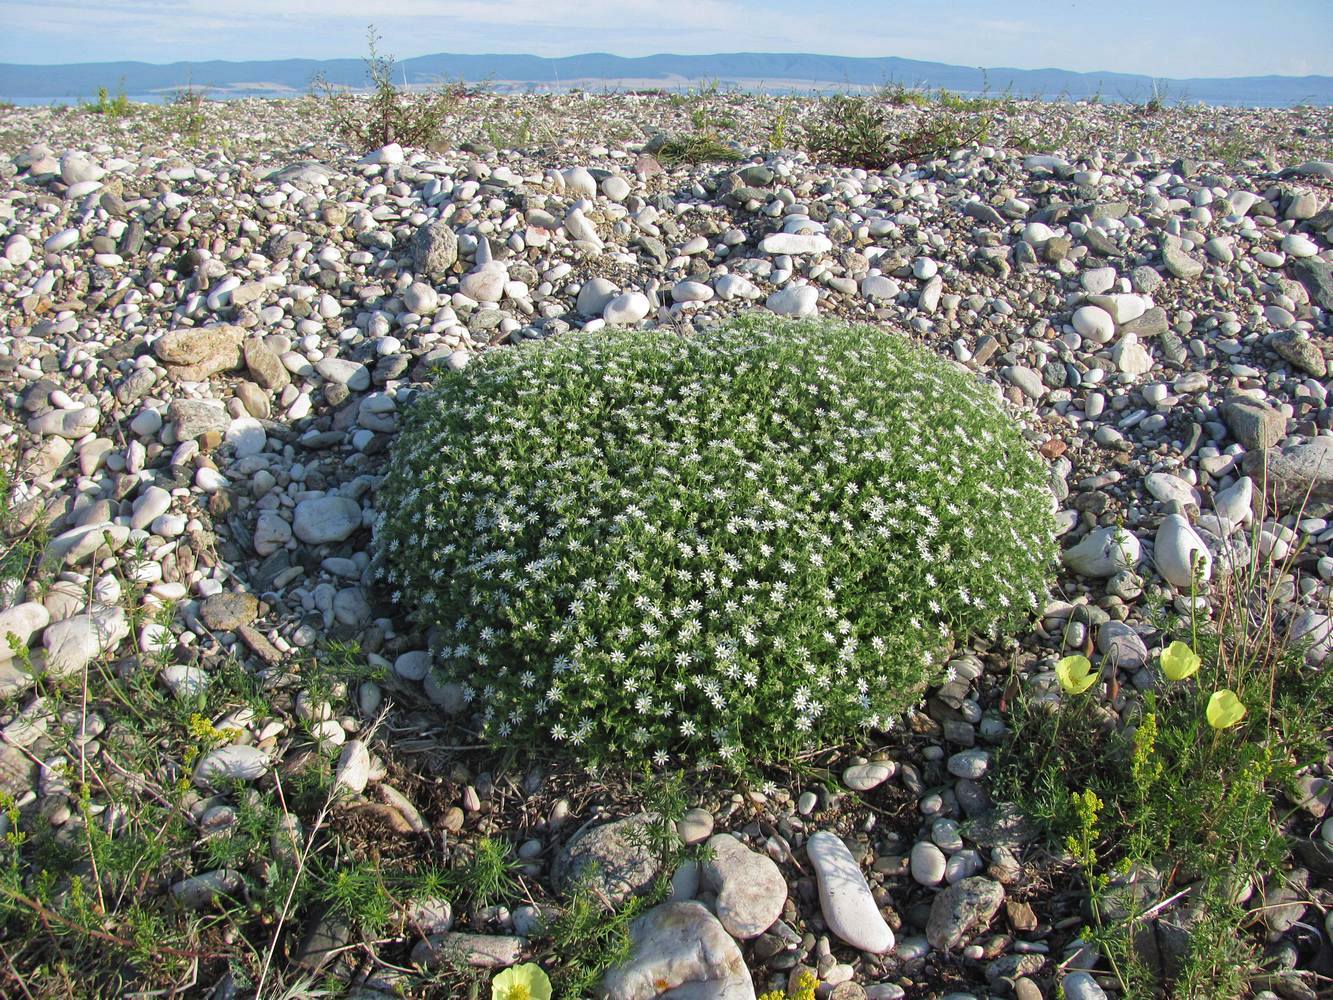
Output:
top-left (42, 606), bottom-right (128, 678)
top-left (359, 143), bottom-right (404, 165)
top-left (759, 233), bottom-right (832, 255)
top-left (459, 265), bottom-right (506, 303)
top-left (1081, 267), bottom-right (1117, 294)
top-left (0, 602), bottom-right (50, 656)
top-left (1063, 526), bottom-right (1141, 577)
top-left (701, 834), bottom-right (786, 940)
top-left (766, 284), bottom-right (819, 318)
top-left (561, 166), bottom-right (598, 199)
top-left (131, 485), bottom-right (172, 530)
top-left (600, 901), bottom-right (754, 1000)
top-left (1290, 610), bottom-right (1333, 664)
top-left (1145, 473), bottom-right (1200, 508)
top-left (4, 234), bottom-right (33, 265)
top-left (1213, 476), bottom-right (1254, 525)
top-left (1072, 305), bottom-right (1115, 344)
top-left (1155, 513), bottom-right (1212, 588)
top-left (577, 276), bottom-right (619, 316)
top-left (225, 417), bottom-right (266, 458)
top-left (806, 830), bottom-right (895, 953)
top-left (335, 739), bottom-right (371, 794)
top-left (671, 280), bottom-right (714, 303)
top-left (715, 274), bottom-right (761, 301)
top-left (1111, 333), bottom-right (1153, 376)
top-left (1087, 293), bottom-right (1147, 324)
top-left (194, 744), bottom-right (271, 788)
top-left (602, 292), bottom-right (650, 326)
top-left (60, 151), bottom-right (104, 185)
top-left (293, 497), bottom-right (363, 545)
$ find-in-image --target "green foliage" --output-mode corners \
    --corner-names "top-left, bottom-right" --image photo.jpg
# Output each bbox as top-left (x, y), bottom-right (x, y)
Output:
top-left (449, 836), bottom-right (522, 909)
top-left (159, 84), bottom-right (208, 144)
top-left (655, 131), bottom-right (742, 165)
top-left (313, 24), bottom-right (463, 151)
top-left (992, 567), bottom-right (1333, 999)
top-left (84, 85), bottom-right (133, 118)
top-left (311, 856), bottom-right (395, 935)
top-left (805, 94), bottom-right (993, 168)
top-left (376, 316), bottom-right (1056, 767)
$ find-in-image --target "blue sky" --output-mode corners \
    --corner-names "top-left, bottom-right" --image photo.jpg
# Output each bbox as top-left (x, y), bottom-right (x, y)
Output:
top-left (3, 0), bottom-right (1330, 77)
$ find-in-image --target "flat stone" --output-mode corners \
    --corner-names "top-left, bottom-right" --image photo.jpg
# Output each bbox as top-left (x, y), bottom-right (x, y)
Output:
top-left (806, 831), bottom-right (894, 954)
top-left (1162, 242), bottom-right (1204, 279)
top-left (1222, 397), bottom-right (1286, 450)
top-left (293, 496), bottom-right (363, 545)
top-left (154, 325), bottom-right (243, 380)
top-left (193, 744), bottom-right (270, 788)
top-left (410, 932), bottom-right (522, 970)
top-left (200, 592), bottom-right (259, 631)
top-left (600, 901), bottom-right (754, 1000)
top-left (759, 233), bottom-right (832, 255)
top-left (555, 813), bottom-right (668, 907)
top-left (168, 399), bottom-right (229, 440)
top-left (1271, 331), bottom-right (1327, 377)
top-left (843, 762), bottom-right (893, 791)
top-left (1242, 437), bottom-right (1333, 508)
top-left (926, 876), bottom-right (1005, 951)
top-left (701, 834), bottom-right (786, 939)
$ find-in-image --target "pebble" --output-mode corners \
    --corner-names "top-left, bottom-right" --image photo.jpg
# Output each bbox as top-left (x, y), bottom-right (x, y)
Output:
top-left (702, 834), bottom-right (787, 939)
top-left (806, 831), bottom-right (894, 953)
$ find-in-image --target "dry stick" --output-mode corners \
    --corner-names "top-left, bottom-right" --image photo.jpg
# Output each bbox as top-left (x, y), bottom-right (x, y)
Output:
top-left (253, 708), bottom-right (390, 997)
top-left (0, 940), bottom-right (37, 1000)
top-left (9, 891), bottom-right (221, 959)
top-left (78, 627), bottom-right (108, 916)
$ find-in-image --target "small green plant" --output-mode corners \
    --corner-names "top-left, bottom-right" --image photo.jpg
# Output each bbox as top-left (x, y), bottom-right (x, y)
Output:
top-left (993, 532), bottom-right (1333, 999)
top-left (85, 84), bottom-right (133, 118)
top-left (806, 94), bottom-right (992, 168)
top-left (313, 24), bottom-right (463, 151)
top-left (655, 131), bottom-right (742, 165)
top-left (375, 316), bottom-right (1056, 767)
top-left (160, 83), bottom-right (208, 144)
top-left (880, 81), bottom-right (930, 107)
top-left (767, 100), bottom-right (794, 150)
top-left (450, 837), bottom-right (521, 909)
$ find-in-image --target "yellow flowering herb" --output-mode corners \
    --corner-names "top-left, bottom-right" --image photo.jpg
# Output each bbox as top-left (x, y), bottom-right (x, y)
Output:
top-left (1055, 654), bottom-right (1098, 695)
top-left (1160, 641), bottom-right (1200, 681)
top-left (1206, 689), bottom-right (1246, 729)
top-left (491, 964), bottom-right (551, 1000)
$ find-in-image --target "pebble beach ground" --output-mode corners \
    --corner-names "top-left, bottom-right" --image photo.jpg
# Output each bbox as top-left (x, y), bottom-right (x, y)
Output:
top-left (1, 90), bottom-right (1332, 998)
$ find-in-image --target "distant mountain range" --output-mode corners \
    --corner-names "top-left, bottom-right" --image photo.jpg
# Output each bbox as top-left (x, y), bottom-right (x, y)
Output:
top-left (2, 51), bottom-right (1330, 107)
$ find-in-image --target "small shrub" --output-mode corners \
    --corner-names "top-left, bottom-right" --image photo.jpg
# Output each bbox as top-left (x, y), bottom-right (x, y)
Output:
top-left (655, 131), bottom-right (743, 165)
top-left (84, 85), bottom-right (132, 118)
top-left (806, 94), bottom-right (991, 168)
top-left (375, 317), bottom-right (1056, 767)
top-left (313, 24), bottom-right (463, 151)
top-left (992, 543), bottom-right (1333, 999)
top-left (805, 95), bottom-right (896, 169)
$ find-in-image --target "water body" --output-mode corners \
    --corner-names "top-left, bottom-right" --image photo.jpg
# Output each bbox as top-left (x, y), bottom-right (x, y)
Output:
top-left (4, 84), bottom-right (1321, 109)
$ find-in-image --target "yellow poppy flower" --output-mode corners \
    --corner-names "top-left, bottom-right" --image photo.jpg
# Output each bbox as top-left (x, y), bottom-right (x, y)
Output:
top-left (492, 963), bottom-right (552, 1000)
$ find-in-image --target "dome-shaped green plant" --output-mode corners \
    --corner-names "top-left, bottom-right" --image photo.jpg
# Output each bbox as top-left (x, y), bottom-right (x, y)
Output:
top-left (374, 317), bottom-right (1056, 766)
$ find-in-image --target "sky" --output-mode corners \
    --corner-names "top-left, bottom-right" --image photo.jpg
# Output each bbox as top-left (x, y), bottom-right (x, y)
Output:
top-left (2, 0), bottom-right (1331, 78)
